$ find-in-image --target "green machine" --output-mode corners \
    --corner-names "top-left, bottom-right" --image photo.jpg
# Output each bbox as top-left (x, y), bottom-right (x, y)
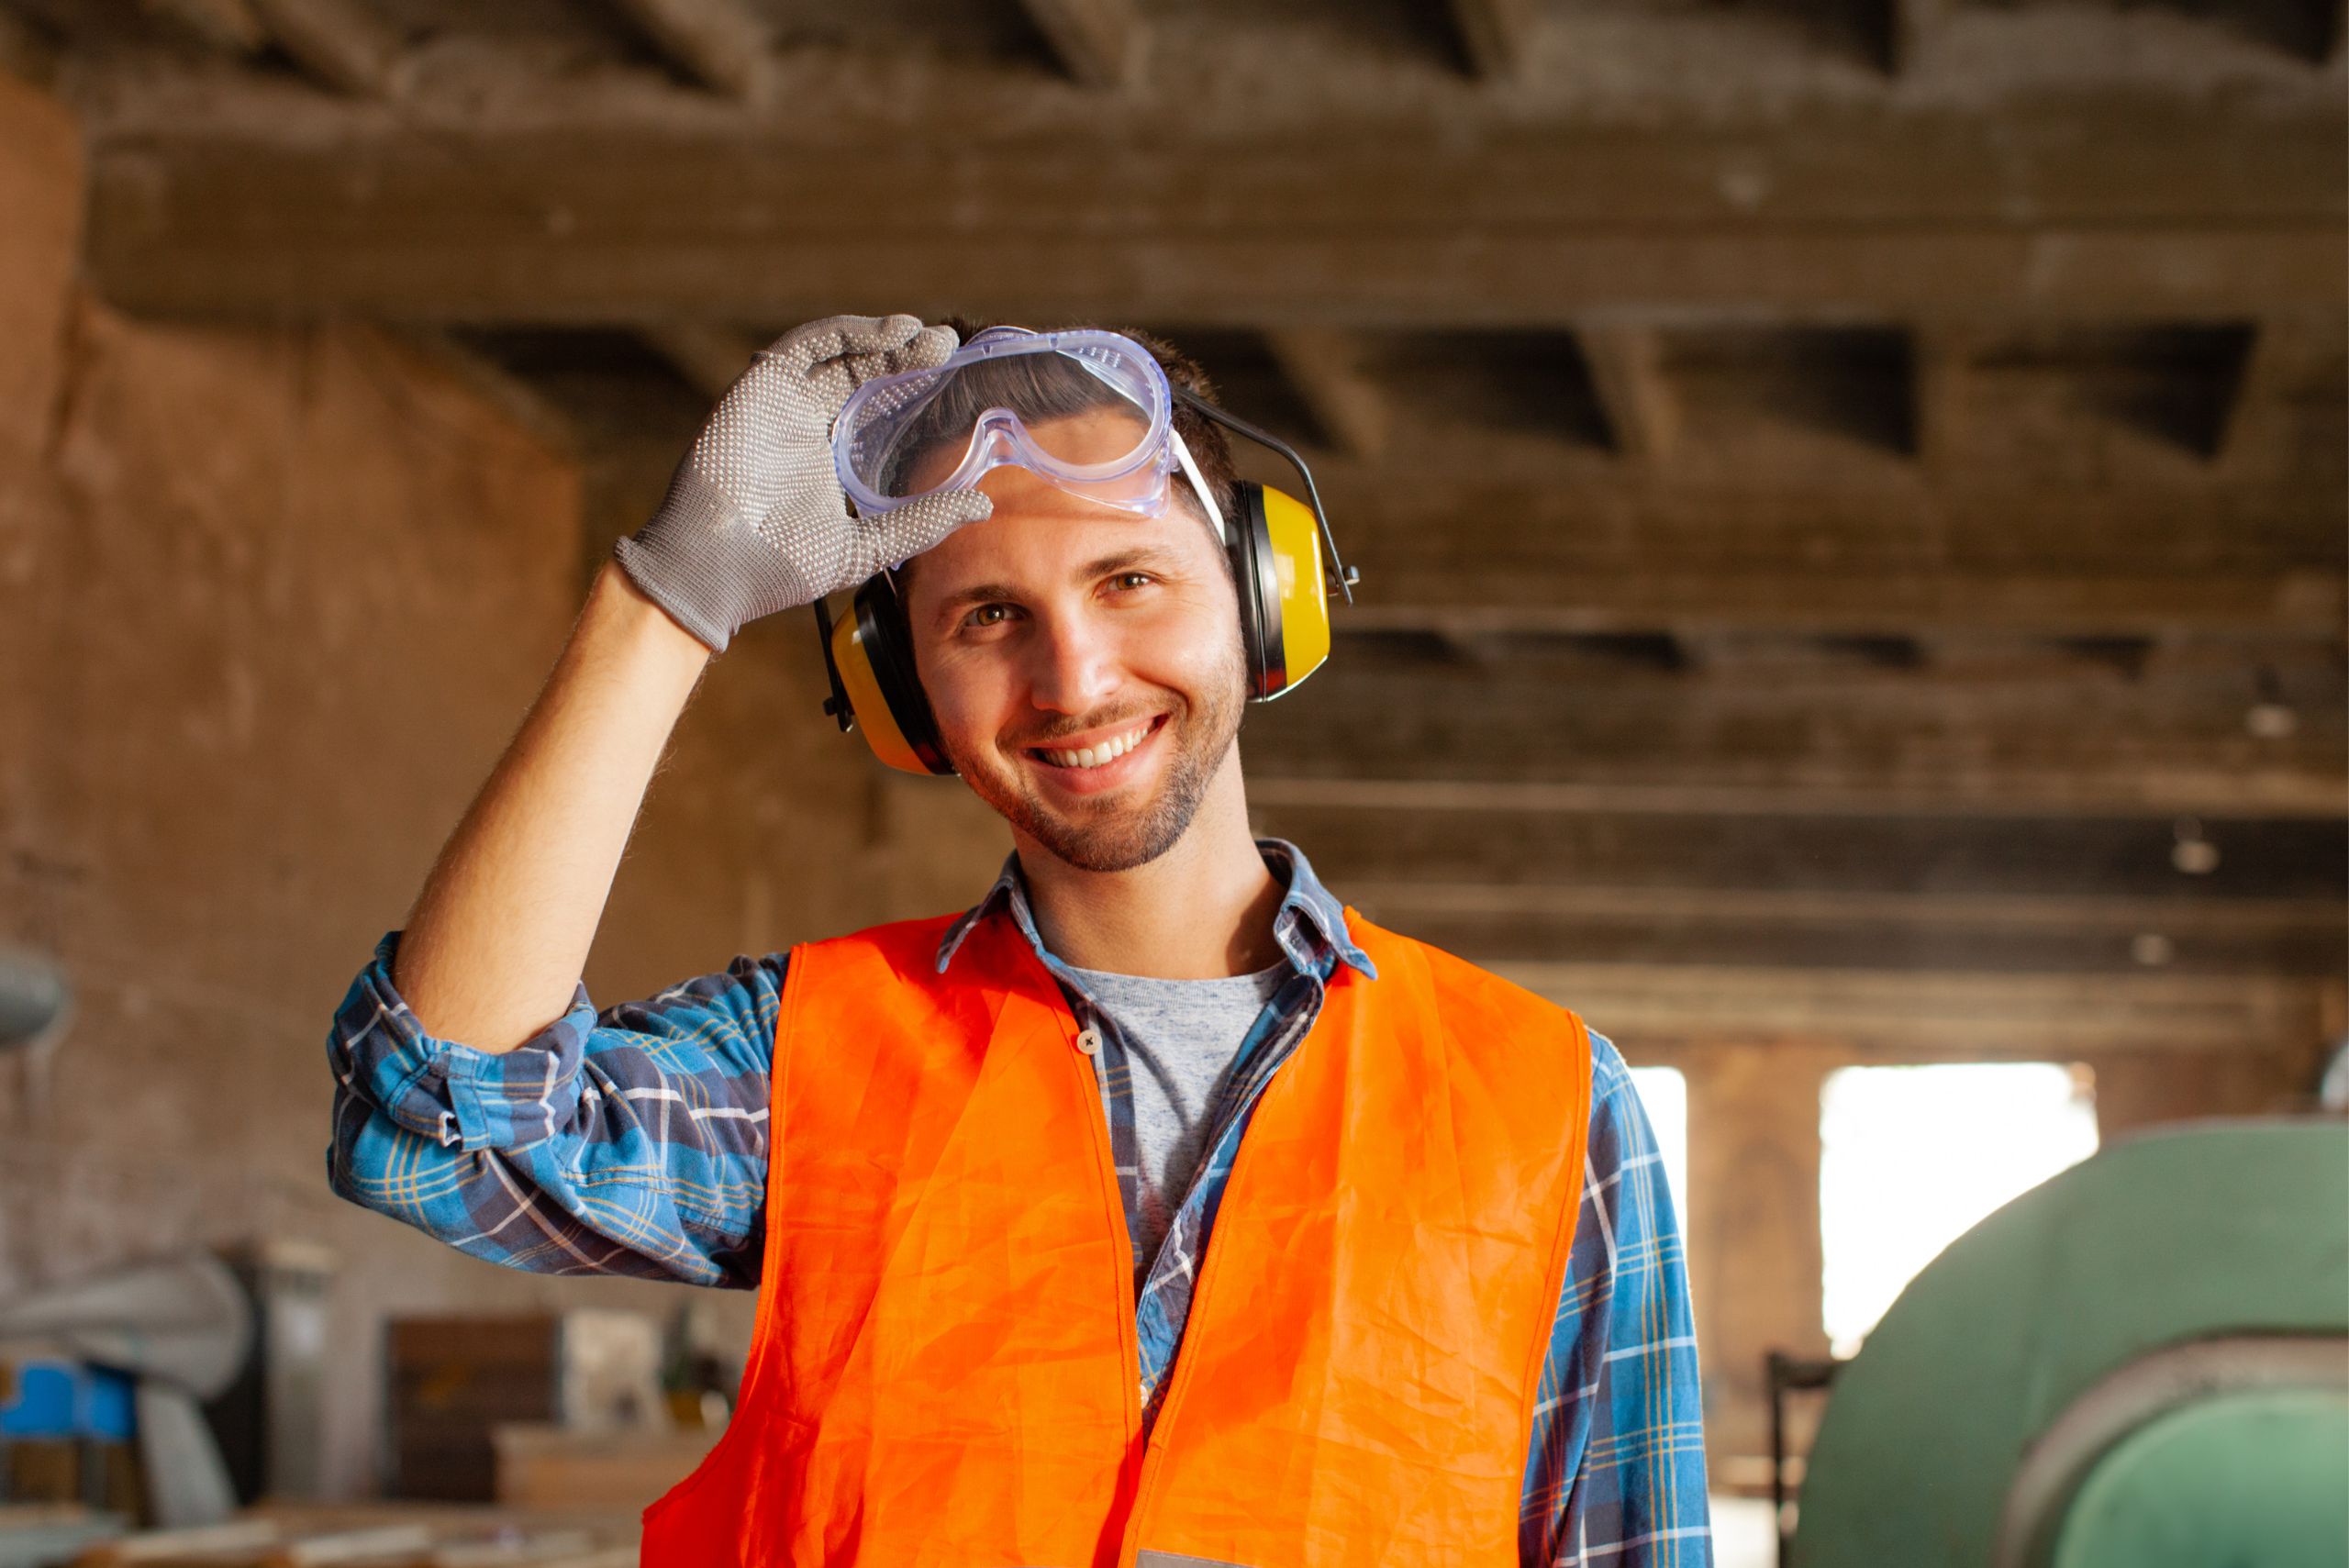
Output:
top-left (1793, 1119), bottom-right (2349, 1568)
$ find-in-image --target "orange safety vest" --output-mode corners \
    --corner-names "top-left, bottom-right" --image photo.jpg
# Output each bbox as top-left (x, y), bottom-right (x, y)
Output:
top-left (641, 906), bottom-right (1594, 1568)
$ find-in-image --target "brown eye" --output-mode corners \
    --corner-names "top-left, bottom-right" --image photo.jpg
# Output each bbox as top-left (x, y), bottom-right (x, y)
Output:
top-left (1114, 573), bottom-right (1152, 590)
top-left (968, 603), bottom-right (1011, 627)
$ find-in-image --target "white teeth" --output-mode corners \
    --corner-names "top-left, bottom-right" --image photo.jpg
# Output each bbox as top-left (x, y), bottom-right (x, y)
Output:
top-left (1042, 724), bottom-right (1151, 770)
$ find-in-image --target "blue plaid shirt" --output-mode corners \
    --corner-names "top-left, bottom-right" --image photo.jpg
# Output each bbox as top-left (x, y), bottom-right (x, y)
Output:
top-left (328, 840), bottom-right (1709, 1565)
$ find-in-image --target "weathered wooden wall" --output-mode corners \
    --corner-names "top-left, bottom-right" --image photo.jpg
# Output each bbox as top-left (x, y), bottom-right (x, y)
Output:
top-left (0, 69), bottom-right (1007, 1496)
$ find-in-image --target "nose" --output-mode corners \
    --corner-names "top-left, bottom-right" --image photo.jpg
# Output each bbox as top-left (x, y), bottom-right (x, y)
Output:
top-left (1024, 603), bottom-right (1121, 718)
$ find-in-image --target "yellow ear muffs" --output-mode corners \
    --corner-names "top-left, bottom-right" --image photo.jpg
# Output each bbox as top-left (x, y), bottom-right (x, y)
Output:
top-left (816, 575), bottom-right (955, 776)
top-left (1230, 482), bottom-right (1331, 700)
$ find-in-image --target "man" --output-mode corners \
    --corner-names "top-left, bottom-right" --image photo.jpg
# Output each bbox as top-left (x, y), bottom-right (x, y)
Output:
top-left (328, 316), bottom-right (1709, 1566)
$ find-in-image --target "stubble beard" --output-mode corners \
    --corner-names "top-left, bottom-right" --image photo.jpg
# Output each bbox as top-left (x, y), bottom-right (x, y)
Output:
top-left (955, 648), bottom-right (1248, 874)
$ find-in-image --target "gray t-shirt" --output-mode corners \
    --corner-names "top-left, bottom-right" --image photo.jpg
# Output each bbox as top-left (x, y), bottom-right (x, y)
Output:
top-left (1067, 962), bottom-right (1290, 1272)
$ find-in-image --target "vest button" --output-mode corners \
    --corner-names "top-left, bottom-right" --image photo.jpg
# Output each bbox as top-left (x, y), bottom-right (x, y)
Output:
top-left (1075, 1028), bottom-right (1102, 1055)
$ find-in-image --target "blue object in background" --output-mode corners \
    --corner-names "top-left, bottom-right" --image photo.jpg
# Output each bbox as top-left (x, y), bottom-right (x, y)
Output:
top-left (0, 1359), bottom-right (137, 1440)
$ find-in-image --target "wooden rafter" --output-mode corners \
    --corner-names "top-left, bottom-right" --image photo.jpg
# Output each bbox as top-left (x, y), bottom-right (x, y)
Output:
top-left (144, 0), bottom-right (407, 96)
top-left (1578, 323), bottom-right (1679, 465)
top-left (607, 0), bottom-right (771, 98)
top-left (1263, 328), bottom-right (1387, 462)
top-left (1447, 0), bottom-right (1537, 79)
top-left (1017, 0), bottom-right (1143, 88)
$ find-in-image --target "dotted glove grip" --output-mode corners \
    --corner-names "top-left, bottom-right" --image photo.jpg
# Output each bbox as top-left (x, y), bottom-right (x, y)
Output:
top-left (616, 314), bottom-right (994, 652)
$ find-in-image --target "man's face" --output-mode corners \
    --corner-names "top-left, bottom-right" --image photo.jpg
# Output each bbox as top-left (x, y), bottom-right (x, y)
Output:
top-left (901, 417), bottom-right (1246, 873)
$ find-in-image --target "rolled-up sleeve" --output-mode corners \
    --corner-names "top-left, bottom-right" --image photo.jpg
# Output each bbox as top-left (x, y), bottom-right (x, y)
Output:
top-left (326, 934), bottom-right (781, 1288)
top-left (1522, 1036), bottom-right (1712, 1565)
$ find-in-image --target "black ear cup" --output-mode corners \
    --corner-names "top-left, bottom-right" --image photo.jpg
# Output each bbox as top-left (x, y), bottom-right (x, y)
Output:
top-left (818, 573), bottom-right (955, 776)
top-left (1228, 482), bottom-right (1285, 700)
top-left (1225, 481), bottom-right (1330, 701)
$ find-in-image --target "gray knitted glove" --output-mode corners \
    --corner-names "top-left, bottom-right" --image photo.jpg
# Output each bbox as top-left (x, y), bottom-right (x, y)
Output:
top-left (615, 314), bottom-right (993, 652)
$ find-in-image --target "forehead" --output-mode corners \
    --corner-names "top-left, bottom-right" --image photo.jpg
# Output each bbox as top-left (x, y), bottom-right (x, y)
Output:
top-left (902, 462), bottom-right (1220, 606)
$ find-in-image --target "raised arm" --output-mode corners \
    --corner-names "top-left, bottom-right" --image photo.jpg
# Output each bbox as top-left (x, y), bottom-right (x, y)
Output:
top-left (386, 313), bottom-right (991, 1051)
top-left (392, 562), bottom-right (710, 1050)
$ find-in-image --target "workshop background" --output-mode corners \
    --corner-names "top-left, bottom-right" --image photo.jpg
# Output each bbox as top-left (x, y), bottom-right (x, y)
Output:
top-left (0, 0), bottom-right (2341, 1556)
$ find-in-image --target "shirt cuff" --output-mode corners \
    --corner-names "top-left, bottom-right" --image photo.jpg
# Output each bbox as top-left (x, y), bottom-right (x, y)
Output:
top-left (325, 932), bottom-right (596, 1152)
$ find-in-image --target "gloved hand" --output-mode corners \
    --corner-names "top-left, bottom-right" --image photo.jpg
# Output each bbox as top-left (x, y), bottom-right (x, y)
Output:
top-left (615, 314), bottom-right (993, 653)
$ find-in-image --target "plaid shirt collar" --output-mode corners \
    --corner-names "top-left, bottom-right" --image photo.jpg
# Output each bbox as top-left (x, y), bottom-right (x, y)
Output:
top-left (935, 837), bottom-right (1376, 984)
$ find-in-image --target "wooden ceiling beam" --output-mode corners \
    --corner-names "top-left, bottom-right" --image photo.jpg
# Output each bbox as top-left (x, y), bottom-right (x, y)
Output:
top-left (139, 0), bottom-right (269, 55)
top-left (1241, 654), bottom-right (2348, 820)
top-left (1578, 322), bottom-right (1680, 466)
top-left (78, 95), bottom-right (2343, 322)
top-left (2218, 312), bottom-right (2344, 476)
top-left (1889, 0), bottom-right (1946, 74)
top-left (1909, 321), bottom-right (1973, 471)
top-left (1447, 0), bottom-right (1537, 80)
top-left (144, 0), bottom-right (408, 96)
top-left (248, 0), bottom-right (406, 96)
top-left (1336, 881), bottom-right (2342, 939)
top-left (1246, 773), bottom-right (2348, 822)
top-left (606, 0), bottom-right (771, 98)
top-left (1016, 0), bottom-right (1144, 88)
top-left (1339, 881), bottom-right (2344, 977)
top-left (1332, 572), bottom-right (2344, 639)
top-left (1263, 328), bottom-right (1388, 462)
top-left (1488, 962), bottom-right (2341, 1055)
top-left (89, 219), bottom-right (2343, 328)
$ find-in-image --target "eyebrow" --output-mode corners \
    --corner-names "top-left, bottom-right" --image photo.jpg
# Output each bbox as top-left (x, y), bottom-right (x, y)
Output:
top-left (931, 546), bottom-right (1188, 617)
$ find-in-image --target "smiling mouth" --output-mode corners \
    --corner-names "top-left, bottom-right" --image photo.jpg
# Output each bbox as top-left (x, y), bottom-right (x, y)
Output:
top-left (1030, 717), bottom-right (1162, 771)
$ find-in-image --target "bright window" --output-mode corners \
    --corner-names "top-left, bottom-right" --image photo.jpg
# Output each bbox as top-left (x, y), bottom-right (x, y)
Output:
top-left (1819, 1062), bottom-right (2098, 1357)
top-left (1629, 1065), bottom-right (1689, 1227)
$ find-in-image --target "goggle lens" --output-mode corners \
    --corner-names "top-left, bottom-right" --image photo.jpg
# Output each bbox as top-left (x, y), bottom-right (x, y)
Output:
top-left (836, 330), bottom-right (1176, 517)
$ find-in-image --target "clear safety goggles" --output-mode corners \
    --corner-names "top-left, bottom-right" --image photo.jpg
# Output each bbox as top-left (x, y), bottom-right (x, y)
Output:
top-left (832, 327), bottom-right (1230, 535)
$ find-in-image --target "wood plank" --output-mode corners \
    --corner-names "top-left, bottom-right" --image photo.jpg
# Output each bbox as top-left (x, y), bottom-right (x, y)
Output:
top-left (1017, 0), bottom-right (1144, 87)
top-left (1332, 572), bottom-right (2345, 638)
top-left (1488, 961), bottom-right (2343, 1054)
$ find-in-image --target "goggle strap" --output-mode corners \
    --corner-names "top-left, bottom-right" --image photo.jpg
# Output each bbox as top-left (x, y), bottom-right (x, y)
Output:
top-left (1168, 427), bottom-right (1228, 546)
